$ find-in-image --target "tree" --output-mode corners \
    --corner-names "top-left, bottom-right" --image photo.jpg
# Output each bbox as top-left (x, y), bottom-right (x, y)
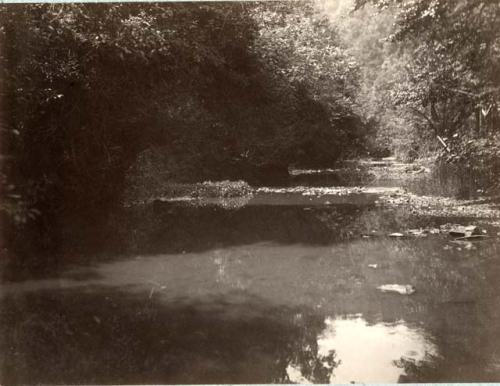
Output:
top-left (354, 0), bottom-right (500, 140)
top-left (0, 2), bottom-right (367, 257)
top-left (250, 1), bottom-right (365, 166)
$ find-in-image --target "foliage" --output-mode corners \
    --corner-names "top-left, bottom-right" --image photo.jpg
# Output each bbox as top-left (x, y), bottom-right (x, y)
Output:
top-left (442, 133), bottom-right (500, 194)
top-left (195, 180), bottom-right (253, 198)
top-left (0, 2), bottom-right (366, 255)
top-left (254, 2), bottom-right (359, 106)
top-left (340, 0), bottom-right (500, 159)
top-left (252, 2), bottom-right (365, 165)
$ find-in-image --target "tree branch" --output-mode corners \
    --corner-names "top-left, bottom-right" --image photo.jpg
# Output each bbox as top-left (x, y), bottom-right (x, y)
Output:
top-left (410, 107), bottom-right (437, 133)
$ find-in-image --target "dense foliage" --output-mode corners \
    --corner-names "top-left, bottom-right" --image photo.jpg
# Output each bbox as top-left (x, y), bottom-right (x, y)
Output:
top-left (0, 2), bottom-right (365, 256)
top-left (3, 0), bottom-right (497, 263)
top-left (330, 0), bottom-right (500, 159)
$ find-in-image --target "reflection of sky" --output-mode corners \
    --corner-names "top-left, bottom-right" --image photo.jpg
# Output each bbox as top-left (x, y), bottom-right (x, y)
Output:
top-left (287, 314), bottom-right (438, 384)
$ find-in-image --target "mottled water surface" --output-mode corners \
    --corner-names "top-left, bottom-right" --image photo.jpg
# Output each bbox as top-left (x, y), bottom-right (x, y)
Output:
top-left (2, 163), bottom-right (500, 384)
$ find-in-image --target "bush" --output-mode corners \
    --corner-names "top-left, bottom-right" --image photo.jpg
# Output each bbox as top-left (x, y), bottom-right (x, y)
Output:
top-left (441, 133), bottom-right (500, 194)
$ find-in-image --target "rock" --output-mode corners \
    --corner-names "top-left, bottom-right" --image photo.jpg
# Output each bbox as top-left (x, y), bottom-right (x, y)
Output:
top-left (408, 229), bottom-right (428, 237)
top-left (368, 264), bottom-right (378, 269)
top-left (412, 166), bottom-right (430, 174)
top-left (377, 284), bottom-right (415, 295)
top-left (454, 234), bottom-right (490, 242)
top-left (388, 232), bottom-right (405, 237)
top-left (464, 242), bottom-right (475, 250)
top-left (447, 225), bottom-right (481, 238)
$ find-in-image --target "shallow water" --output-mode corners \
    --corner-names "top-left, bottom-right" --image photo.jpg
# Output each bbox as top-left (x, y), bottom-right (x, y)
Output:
top-left (2, 161), bottom-right (500, 384)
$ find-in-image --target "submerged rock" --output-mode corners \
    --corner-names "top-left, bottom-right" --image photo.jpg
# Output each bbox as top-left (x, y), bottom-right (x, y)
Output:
top-left (377, 284), bottom-right (416, 295)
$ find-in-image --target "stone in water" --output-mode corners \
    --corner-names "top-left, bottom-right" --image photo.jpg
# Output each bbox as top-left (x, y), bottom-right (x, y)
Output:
top-left (377, 284), bottom-right (415, 295)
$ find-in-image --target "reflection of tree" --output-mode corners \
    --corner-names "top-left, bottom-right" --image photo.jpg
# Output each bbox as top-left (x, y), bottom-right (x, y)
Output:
top-left (275, 314), bottom-right (339, 384)
top-left (2, 287), bottom-right (337, 384)
top-left (195, 196), bottom-right (253, 210)
top-left (394, 353), bottom-right (440, 383)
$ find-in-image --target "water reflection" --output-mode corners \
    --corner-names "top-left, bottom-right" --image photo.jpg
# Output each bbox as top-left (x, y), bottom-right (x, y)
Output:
top-left (287, 314), bottom-right (438, 384)
top-left (3, 163), bottom-right (500, 384)
top-left (287, 159), bottom-right (485, 200)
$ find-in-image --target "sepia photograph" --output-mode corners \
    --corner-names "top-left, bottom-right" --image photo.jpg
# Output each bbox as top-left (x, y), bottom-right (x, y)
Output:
top-left (1, 0), bottom-right (500, 384)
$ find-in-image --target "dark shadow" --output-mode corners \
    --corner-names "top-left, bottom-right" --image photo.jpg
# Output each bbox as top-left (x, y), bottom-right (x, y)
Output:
top-left (4, 196), bottom-right (498, 282)
top-left (0, 285), bottom-right (338, 385)
top-left (3, 202), bottom-right (375, 281)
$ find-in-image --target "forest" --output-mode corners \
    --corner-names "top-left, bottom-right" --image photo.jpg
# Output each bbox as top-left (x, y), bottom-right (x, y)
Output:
top-left (2, 2), bottom-right (500, 385)
top-left (0, 0), bottom-right (499, 265)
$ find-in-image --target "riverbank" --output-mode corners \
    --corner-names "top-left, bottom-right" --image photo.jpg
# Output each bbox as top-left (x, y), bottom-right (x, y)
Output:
top-left (439, 133), bottom-right (500, 196)
top-left (126, 157), bottom-right (500, 221)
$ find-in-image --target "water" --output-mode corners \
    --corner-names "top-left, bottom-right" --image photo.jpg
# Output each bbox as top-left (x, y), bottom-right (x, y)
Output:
top-left (288, 315), bottom-right (438, 383)
top-left (2, 160), bottom-right (500, 384)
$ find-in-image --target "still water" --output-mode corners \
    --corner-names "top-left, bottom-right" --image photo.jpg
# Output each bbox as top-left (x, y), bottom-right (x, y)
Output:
top-left (1, 162), bottom-right (500, 384)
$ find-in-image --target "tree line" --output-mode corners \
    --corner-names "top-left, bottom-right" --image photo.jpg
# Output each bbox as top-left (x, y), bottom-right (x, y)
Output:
top-left (0, 2), bottom-right (366, 257)
top-left (1, 0), bottom-right (499, 262)
top-left (333, 0), bottom-right (500, 159)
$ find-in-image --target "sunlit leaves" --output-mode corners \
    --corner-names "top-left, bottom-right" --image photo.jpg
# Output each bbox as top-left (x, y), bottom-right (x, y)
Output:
top-left (252, 2), bottom-right (360, 107)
